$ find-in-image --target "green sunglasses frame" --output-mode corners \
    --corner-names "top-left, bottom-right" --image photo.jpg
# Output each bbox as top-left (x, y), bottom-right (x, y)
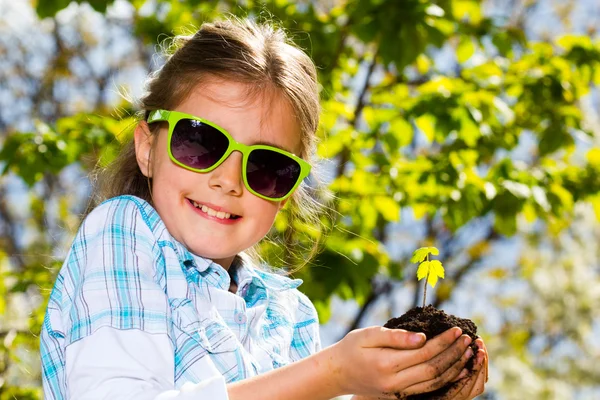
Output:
top-left (147, 109), bottom-right (311, 201)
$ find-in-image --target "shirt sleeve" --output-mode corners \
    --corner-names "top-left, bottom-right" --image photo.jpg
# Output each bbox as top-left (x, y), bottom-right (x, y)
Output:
top-left (65, 327), bottom-right (229, 400)
top-left (289, 291), bottom-right (322, 361)
top-left (63, 198), bottom-right (169, 345)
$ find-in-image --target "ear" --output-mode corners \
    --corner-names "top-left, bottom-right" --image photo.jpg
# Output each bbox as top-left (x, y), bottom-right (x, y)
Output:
top-left (134, 121), bottom-right (154, 178)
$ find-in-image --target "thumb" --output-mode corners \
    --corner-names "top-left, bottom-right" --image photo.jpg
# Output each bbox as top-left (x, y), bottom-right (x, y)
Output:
top-left (362, 326), bottom-right (426, 349)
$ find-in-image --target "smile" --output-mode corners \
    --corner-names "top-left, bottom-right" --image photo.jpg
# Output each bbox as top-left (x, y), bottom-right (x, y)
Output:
top-left (187, 199), bottom-right (241, 220)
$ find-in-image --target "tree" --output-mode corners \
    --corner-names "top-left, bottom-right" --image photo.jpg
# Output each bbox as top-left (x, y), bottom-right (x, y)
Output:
top-left (1, 0), bottom-right (599, 398)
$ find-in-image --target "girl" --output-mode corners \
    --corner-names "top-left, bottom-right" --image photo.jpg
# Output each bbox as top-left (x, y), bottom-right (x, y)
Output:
top-left (40, 18), bottom-right (488, 400)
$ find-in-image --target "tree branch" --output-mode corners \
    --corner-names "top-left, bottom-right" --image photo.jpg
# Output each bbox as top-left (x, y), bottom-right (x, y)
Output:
top-left (335, 48), bottom-right (379, 179)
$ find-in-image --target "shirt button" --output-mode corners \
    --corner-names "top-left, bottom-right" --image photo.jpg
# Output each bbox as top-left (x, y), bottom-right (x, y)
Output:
top-left (234, 311), bottom-right (247, 325)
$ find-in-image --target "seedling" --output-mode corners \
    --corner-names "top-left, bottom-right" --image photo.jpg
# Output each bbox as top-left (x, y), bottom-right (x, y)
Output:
top-left (410, 246), bottom-right (445, 308)
top-left (386, 246), bottom-right (478, 399)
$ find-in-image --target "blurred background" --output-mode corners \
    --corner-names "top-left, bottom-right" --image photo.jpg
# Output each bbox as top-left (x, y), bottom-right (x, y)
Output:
top-left (1, 0), bottom-right (600, 399)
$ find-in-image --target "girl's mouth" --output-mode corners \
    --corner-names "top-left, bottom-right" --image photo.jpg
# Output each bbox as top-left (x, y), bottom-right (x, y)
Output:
top-left (186, 198), bottom-right (241, 221)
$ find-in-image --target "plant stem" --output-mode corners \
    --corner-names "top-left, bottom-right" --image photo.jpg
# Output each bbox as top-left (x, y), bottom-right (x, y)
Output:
top-left (422, 254), bottom-right (429, 308)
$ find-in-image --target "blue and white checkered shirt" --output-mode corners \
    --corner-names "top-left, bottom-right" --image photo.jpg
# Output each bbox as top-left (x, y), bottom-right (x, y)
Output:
top-left (40, 195), bottom-right (321, 400)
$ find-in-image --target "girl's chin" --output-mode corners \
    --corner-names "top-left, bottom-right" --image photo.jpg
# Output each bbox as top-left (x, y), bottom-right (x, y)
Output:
top-left (186, 244), bottom-right (239, 262)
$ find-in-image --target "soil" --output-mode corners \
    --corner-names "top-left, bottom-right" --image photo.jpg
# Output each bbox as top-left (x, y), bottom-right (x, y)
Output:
top-left (383, 305), bottom-right (479, 400)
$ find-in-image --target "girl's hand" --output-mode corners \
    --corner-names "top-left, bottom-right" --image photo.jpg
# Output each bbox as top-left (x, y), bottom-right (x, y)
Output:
top-left (352, 338), bottom-right (489, 400)
top-left (440, 337), bottom-right (488, 399)
top-left (328, 326), bottom-right (474, 399)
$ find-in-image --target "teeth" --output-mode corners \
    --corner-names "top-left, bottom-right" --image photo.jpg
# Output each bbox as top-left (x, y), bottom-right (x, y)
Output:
top-left (191, 200), bottom-right (236, 219)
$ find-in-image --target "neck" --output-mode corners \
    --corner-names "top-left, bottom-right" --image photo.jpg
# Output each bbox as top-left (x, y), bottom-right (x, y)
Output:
top-left (210, 255), bottom-right (236, 271)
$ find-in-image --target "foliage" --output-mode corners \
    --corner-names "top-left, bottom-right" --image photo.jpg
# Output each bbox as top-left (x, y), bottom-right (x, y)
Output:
top-left (1, 0), bottom-right (600, 397)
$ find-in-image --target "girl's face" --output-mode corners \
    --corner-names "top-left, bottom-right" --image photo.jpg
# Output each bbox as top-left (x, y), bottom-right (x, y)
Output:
top-left (134, 79), bottom-right (303, 269)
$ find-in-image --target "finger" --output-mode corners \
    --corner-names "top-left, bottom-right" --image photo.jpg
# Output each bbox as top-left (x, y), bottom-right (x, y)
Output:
top-left (397, 337), bottom-right (474, 395)
top-left (403, 327), bottom-right (464, 366)
top-left (469, 351), bottom-right (487, 398)
top-left (458, 350), bottom-right (486, 399)
top-left (408, 330), bottom-right (471, 373)
top-left (475, 338), bottom-right (489, 383)
top-left (363, 326), bottom-right (426, 350)
top-left (380, 328), bottom-right (465, 373)
top-left (433, 376), bottom-right (470, 399)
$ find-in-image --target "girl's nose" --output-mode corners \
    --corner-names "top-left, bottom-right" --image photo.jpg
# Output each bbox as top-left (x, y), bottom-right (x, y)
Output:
top-left (208, 151), bottom-right (243, 196)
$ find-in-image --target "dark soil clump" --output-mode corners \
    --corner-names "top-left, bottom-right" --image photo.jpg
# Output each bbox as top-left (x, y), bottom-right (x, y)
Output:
top-left (384, 305), bottom-right (479, 400)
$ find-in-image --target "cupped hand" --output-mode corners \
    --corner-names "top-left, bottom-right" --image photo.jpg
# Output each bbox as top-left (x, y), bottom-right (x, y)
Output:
top-left (440, 337), bottom-right (489, 399)
top-left (329, 326), bottom-right (474, 399)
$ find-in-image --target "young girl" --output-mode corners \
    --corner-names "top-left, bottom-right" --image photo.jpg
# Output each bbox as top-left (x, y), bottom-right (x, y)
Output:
top-left (40, 18), bottom-right (488, 400)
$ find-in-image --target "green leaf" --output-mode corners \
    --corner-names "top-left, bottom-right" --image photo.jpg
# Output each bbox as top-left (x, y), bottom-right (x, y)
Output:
top-left (410, 246), bottom-right (440, 263)
top-left (457, 36), bottom-right (475, 64)
top-left (494, 213), bottom-right (517, 236)
top-left (389, 117), bottom-right (413, 147)
top-left (586, 148), bottom-right (600, 167)
top-left (417, 259), bottom-right (445, 288)
top-left (429, 260), bottom-right (445, 279)
top-left (452, 0), bottom-right (482, 23)
top-left (417, 260), bottom-right (430, 280)
top-left (36, 0), bottom-right (70, 18)
top-left (556, 34), bottom-right (593, 51)
top-left (415, 114), bottom-right (436, 142)
top-left (35, 0), bottom-right (113, 18)
top-left (374, 196), bottom-right (400, 222)
top-left (87, 0), bottom-right (112, 13)
top-left (416, 54), bottom-right (431, 74)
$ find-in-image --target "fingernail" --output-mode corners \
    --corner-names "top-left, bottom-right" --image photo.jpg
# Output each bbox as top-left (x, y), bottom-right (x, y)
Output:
top-left (477, 351), bottom-right (485, 365)
top-left (465, 347), bottom-right (473, 358)
top-left (454, 327), bottom-right (463, 338)
top-left (463, 336), bottom-right (472, 346)
top-left (411, 333), bottom-right (425, 344)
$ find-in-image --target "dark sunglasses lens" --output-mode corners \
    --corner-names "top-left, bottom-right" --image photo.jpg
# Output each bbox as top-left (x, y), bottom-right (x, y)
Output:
top-left (247, 149), bottom-right (302, 198)
top-left (170, 119), bottom-right (229, 170)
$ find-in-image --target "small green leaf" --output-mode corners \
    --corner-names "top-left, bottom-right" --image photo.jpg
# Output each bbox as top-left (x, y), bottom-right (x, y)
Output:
top-left (429, 260), bottom-right (445, 280)
top-left (457, 36), bottom-right (476, 64)
top-left (389, 118), bottom-right (413, 147)
top-left (416, 259), bottom-right (445, 288)
top-left (410, 246), bottom-right (439, 263)
top-left (586, 148), bottom-right (600, 167)
top-left (427, 272), bottom-right (439, 288)
top-left (415, 114), bottom-right (436, 142)
top-left (417, 260), bottom-right (430, 280)
top-left (374, 196), bottom-right (400, 222)
top-left (416, 54), bottom-right (431, 75)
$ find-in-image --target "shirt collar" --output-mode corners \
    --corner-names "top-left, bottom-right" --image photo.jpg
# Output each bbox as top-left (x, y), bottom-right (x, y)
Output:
top-left (171, 238), bottom-right (302, 292)
top-left (234, 253), bottom-right (303, 292)
top-left (172, 240), bottom-right (212, 272)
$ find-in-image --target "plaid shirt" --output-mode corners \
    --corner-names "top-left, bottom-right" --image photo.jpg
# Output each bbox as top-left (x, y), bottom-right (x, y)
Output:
top-left (40, 195), bottom-right (321, 400)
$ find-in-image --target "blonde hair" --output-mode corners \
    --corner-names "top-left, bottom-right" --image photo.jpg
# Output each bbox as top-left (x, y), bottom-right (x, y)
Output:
top-left (96, 18), bottom-right (327, 271)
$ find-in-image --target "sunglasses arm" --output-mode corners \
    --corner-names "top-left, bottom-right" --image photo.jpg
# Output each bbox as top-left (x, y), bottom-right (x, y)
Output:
top-left (147, 110), bottom-right (171, 123)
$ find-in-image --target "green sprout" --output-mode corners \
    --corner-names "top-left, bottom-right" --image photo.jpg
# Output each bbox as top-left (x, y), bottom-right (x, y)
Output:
top-left (410, 246), bottom-right (445, 308)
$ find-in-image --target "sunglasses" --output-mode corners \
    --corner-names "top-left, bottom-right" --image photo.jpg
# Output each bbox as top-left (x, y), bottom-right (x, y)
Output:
top-left (147, 110), bottom-right (311, 201)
